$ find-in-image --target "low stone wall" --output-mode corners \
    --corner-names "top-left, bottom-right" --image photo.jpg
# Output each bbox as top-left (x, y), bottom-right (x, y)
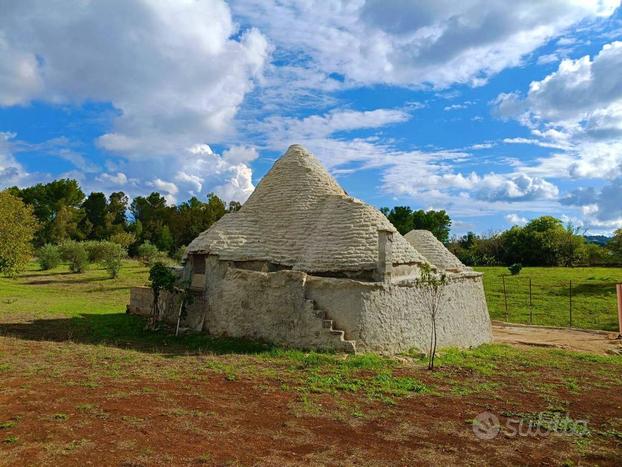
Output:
top-left (127, 287), bottom-right (207, 331)
top-left (128, 261), bottom-right (492, 353)
top-left (306, 272), bottom-right (492, 353)
top-left (127, 287), bottom-right (153, 316)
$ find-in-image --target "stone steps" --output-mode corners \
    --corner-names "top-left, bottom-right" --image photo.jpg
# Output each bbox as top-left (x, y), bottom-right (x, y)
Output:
top-left (306, 299), bottom-right (356, 353)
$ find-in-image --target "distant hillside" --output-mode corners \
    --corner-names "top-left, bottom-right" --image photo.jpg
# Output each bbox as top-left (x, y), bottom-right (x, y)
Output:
top-left (584, 235), bottom-right (610, 246)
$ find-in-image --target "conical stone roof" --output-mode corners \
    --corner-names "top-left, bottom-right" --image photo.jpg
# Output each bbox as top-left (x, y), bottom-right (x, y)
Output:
top-left (404, 230), bottom-right (467, 272)
top-left (187, 144), bottom-right (427, 273)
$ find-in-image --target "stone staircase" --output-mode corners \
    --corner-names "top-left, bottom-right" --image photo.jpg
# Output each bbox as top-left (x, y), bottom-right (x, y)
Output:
top-left (307, 299), bottom-right (356, 353)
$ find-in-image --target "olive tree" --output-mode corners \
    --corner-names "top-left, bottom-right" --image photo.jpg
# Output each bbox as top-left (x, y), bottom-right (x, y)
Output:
top-left (0, 191), bottom-right (38, 277)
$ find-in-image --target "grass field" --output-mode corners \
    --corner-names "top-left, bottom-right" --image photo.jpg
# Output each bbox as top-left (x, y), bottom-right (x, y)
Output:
top-left (476, 267), bottom-right (622, 331)
top-left (0, 261), bottom-right (621, 464)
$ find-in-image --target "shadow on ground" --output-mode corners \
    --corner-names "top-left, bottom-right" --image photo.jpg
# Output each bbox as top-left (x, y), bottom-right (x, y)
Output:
top-left (0, 312), bottom-right (275, 356)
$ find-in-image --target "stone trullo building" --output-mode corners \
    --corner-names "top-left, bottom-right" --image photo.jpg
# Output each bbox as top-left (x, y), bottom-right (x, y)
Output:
top-left (128, 145), bottom-right (491, 353)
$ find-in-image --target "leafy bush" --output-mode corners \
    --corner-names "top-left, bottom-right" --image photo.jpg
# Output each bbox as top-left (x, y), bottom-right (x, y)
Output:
top-left (110, 231), bottom-right (135, 249)
top-left (172, 245), bottom-right (187, 263)
top-left (137, 241), bottom-right (159, 264)
top-left (148, 263), bottom-right (178, 329)
top-left (508, 263), bottom-right (523, 276)
top-left (100, 242), bottom-right (126, 279)
top-left (83, 240), bottom-right (109, 262)
top-left (37, 243), bottom-right (62, 270)
top-left (137, 241), bottom-right (170, 266)
top-left (59, 241), bottom-right (89, 273)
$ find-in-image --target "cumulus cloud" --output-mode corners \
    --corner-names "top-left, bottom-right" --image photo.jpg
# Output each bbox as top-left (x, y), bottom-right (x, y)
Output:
top-left (175, 146), bottom-right (257, 203)
top-left (506, 213), bottom-right (529, 225)
top-left (561, 176), bottom-right (622, 223)
top-left (0, 132), bottom-right (27, 186)
top-left (0, 1), bottom-right (269, 156)
top-left (0, 0), bottom-right (274, 203)
top-left (96, 172), bottom-right (129, 186)
top-left (496, 41), bottom-right (622, 182)
top-left (476, 174), bottom-right (559, 202)
top-left (232, 0), bottom-right (616, 88)
top-left (152, 179), bottom-right (179, 196)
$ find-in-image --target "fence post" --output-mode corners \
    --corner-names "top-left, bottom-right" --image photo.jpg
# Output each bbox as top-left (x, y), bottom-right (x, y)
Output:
top-left (502, 275), bottom-right (509, 322)
top-left (617, 283), bottom-right (622, 338)
top-left (529, 277), bottom-right (533, 326)
top-left (568, 281), bottom-right (572, 327)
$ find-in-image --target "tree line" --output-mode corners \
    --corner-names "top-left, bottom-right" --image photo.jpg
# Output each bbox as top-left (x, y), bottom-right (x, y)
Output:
top-left (380, 206), bottom-right (622, 267)
top-left (447, 217), bottom-right (622, 267)
top-left (7, 178), bottom-right (239, 255)
top-left (0, 179), bottom-right (238, 277)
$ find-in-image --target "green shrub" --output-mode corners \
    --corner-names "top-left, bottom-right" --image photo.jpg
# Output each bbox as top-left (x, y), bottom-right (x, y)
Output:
top-left (508, 263), bottom-right (523, 275)
top-left (137, 241), bottom-right (170, 266)
top-left (172, 245), bottom-right (187, 263)
top-left (59, 241), bottom-right (89, 273)
top-left (37, 243), bottom-right (62, 270)
top-left (137, 241), bottom-right (159, 265)
top-left (110, 231), bottom-right (135, 249)
top-left (100, 243), bottom-right (126, 279)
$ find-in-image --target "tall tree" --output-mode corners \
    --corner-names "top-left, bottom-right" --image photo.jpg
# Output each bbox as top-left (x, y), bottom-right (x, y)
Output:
top-left (10, 179), bottom-right (85, 245)
top-left (0, 191), bottom-right (39, 276)
top-left (381, 206), bottom-right (452, 243)
top-left (411, 209), bottom-right (452, 244)
top-left (609, 228), bottom-right (622, 262)
top-left (130, 192), bottom-right (173, 246)
top-left (81, 192), bottom-right (108, 239)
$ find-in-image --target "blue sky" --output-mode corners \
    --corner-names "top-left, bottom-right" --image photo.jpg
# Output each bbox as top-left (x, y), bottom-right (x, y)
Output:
top-left (1, 1), bottom-right (622, 236)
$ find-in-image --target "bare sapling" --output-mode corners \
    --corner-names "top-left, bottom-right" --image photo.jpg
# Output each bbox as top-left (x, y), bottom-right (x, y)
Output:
top-left (416, 263), bottom-right (448, 370)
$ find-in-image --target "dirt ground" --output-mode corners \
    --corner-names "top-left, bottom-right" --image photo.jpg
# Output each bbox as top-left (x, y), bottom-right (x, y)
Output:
top-left (493, 322), bottom-right (622, 355)
top-left (1, 333), bottom-right (621, 466)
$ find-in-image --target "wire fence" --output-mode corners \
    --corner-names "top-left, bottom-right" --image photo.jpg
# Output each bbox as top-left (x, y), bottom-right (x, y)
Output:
top-left (485, 275), bottom-right (621, 332)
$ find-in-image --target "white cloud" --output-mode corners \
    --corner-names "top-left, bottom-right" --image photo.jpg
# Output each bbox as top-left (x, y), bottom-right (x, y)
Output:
top-left (96, 172), bottom-right (129, 186)
top-left (0, 132), bottom-right (28, 187)
top-left (152, 179), bottom-right (179, 196)
top-left (0, 0), bottom-right (269, 157)
top-left (222, 145), bottom-right (259, 164)
top-left (561, 175), bottom-right (622, 224)
top-left (537, 53), bottom-right (560, 65)
top-left (476, 173), bottom-right (559, 202)
top-left (0, 0), bottom-right (274, 204)
top-left (505, 213), bottom-right (528, 225)
top-left (496, 42), bottom-right (622, 163)
top-left (174, 146), bottom-right (257, 203)
top-left (232, 0), bottom-right (617, 88)
top-left (494, 40), bottom-right (622, 223)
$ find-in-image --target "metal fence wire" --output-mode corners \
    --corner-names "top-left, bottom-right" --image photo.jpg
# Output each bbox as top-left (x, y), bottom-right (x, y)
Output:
top-left (490, 275), bottom-right (621, 332)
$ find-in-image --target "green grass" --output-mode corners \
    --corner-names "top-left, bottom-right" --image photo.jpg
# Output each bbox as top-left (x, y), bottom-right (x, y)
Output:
top-left (0, 259), bottom-right (149, 317)
top-left (475, 266), bottom-right (622, 331)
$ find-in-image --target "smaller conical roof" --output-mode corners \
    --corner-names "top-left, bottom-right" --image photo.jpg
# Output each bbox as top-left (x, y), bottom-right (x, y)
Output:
top-left (404, 230), bottom-right (467, 272)
top-left (187, 145), bottom-right (427, 272)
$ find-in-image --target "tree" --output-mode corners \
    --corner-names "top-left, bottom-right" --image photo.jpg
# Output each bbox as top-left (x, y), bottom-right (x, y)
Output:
top-left (100, 243), bottom-right (126, 279)
top-left (381, 206), bottom-right (452, 243)
top-left (0, 191), bottom-right (39, 277)
top-left (557, 224), bottom-right (586, 267)
top-left (609, 228), bottom-right (622, 262)
top-left (411, 209), bottom-right (452, 244)
top-left (130, 192), bottom-right (173, 246)
top-left (37, 244), bottom-right (62, 270)
top-left (81, 192), bottom-right (108, 239)
top-left (106, 191), bottom-right (129, 235)
top-left (415, 264), bottom-right (448, 370)
top-left (59, 241), bottom-right (89, 273)
top-left (382, 206), bottom-right (413, 235)
top-left (169, 194), bottom-right (227, 248)
top-left (10, 179), bottom-right (85, 245)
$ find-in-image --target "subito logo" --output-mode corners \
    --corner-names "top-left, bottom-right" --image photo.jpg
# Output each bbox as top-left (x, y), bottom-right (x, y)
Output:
top-left (472, 411), bottom-right (500, 440)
